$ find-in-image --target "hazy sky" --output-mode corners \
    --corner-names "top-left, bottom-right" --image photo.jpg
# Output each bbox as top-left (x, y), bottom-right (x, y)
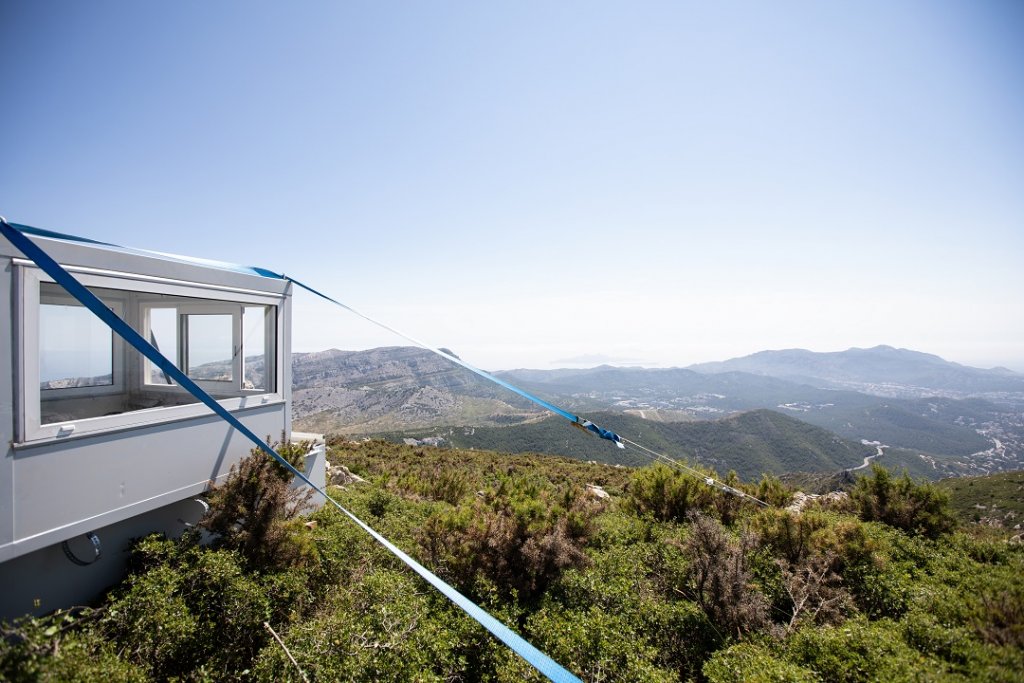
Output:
top-left (2, 1), bottom-right (1022, 371)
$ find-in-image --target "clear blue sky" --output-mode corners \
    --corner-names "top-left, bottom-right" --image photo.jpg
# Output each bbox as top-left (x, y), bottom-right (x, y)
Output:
top-left (2, 1), bottom-right (1022, 371)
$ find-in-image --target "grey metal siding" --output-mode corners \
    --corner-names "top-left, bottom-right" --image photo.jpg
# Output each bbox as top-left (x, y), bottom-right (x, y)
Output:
top-left (4, 403), bottom-right (286, 561)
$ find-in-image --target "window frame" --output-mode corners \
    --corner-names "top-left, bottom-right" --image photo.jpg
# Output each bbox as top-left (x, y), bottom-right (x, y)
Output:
top-left (36, 285), bottom-right (127, 399)
top-left (16, 265), bottom-right (285, 445)
top-left (142, 303), bottom-right (242, 394)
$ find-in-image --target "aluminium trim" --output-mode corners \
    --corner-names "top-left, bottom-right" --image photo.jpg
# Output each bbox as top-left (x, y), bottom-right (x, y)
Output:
top-left (12, 258), bottom-right (286, 297)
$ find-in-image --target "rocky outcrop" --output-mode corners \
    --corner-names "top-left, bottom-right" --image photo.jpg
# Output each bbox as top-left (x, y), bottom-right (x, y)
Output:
top-left (326, 462), bottom-right (367, 487)
top-left (785, 490), bottom-right (849, 514)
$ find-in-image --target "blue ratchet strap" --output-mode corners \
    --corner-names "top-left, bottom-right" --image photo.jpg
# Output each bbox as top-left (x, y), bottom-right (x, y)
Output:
top-left (0, 219), bottom-right (582, 683)
top-left (9, 220), bottom-right (622, 448)
top-left (285, 276), bottom-right (625, 448)
top-left (9, 222), bottom-right (623, 447)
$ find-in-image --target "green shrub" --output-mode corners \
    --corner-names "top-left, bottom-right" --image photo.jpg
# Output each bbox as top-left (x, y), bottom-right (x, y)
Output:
top-left (851, 465), bottom-right (954, 539)
top-left (901, 610), bottom-right (993, 674)
top-left (549, 540), bottom-right (717, 680)
top-left (753, 508), bottom-right (831, 566)
top-left (0, 610), bottom-right (146, 683)
top-left (366, 487), bottom-right (396, 518)
top-left (788, 617), bottom-right (945, 683)
top-left (396, 466), bottom-right (470, 504)
top-left (493, 604), bottom-right (676, 683)
top-left (704, 642), bottom-right (817, 683)
top-left (419, 475), bottom-right (601, 599)
top-left (103, 537), bottom-right (274, 680)
top-left (200, 440), bottom-right (317, 571)
top-left (253, 569), bottom-right (469, 683)
top-left (641, 598), bottom-right (720, 681)
top-left (754, 473), bottom-right (795, 508)
top-left (627, 464), bottom-right (717, 523)
top-left (844, 560), bottom-right (913, 620)
top-left (102, 564), bottom-right (201, 678)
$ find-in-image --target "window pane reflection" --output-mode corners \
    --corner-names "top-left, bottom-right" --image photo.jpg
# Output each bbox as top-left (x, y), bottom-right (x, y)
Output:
top-left (243, 306), bottom-right (270, 391)
top-left (186, 314), bottom-right (234, 381)
top-left (40, 303), bottom-right (113, 390)
top-left (147, 308), bottom-right (177, 384)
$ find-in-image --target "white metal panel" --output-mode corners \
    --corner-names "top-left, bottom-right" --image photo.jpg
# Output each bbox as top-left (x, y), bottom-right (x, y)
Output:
top-left (1, 257), bottom-right (16, 548)
top-left (1, 230), bottom-right (298, 564)
top-left (6, 404), bottom-right (286, 559)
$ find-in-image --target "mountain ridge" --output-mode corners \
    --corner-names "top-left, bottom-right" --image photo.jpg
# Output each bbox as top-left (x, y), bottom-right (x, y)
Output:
top-left (291, 345), bottom-right (1024, 476)
top-left (686, 345), bottom-right (1024, 396)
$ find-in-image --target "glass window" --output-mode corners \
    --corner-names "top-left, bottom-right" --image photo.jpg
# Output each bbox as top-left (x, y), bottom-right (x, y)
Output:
top-left (185, 313), bottom-right (235, 381)
top-left (39, 302), bottom-right (113, 391)
top-left (25, 269), bottom-right (281, 441)
top-left (147, 307), bottom-right (177, 385)
top-left (243, 305), bottom-right (273, 391)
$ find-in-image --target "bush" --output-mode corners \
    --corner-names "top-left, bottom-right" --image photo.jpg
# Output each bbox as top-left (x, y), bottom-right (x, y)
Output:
top-left (200, 440), bottom-right (316, 570)
top-left (0, 610), bottom-right (146, 683)
top-left (550, 542), bottom-right (716, 680)
top-left (754, 473), bottom-right (794, 508)
top-left (493, 604), bottom-right (676, 683)
top-left (704, 642), bottom-right (817, 683)
top-left (627, 464), bottom-right (717, 523)
top-left (685, 512), bottom-right (769, 638)
top-left (253, 568), bottom-right (469, 683)
top-left (753, 508), bottom-right (830, 566)
top-left (851, 465), bottom-right (954, 539)
top-left (102, 538), bottom-right (273, 679)
top-left (102, 564), bottom-right (201, 678)
top-left (788, 617), bottom-right (945, 683)
top-left (419, 475), bottom-right (601, 599)
top-left (396, 466), bottom-right (470, 505)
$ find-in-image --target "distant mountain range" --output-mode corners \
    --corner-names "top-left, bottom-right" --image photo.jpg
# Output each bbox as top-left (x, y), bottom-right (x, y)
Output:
top-left (687, 345), bottom-right (1024, 398)
top-left (292, 345), bottom-right (1024, 479)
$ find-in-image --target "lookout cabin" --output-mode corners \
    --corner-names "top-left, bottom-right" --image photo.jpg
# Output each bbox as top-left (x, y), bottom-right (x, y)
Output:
top-left (0, 227), bottom-right (325, 618)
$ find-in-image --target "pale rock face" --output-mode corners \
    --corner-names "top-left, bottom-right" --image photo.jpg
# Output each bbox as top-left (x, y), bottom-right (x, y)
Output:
top-left (785, 490), bottom-right (849, 514)
top-left (327, 464), bottom-right (366, 487)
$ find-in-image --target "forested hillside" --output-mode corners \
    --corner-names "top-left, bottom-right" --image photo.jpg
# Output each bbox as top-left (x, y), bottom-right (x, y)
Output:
top-left (371, 409), bottom-right (897, 480)
top-left (3, 441), bottom-right (1021, 682)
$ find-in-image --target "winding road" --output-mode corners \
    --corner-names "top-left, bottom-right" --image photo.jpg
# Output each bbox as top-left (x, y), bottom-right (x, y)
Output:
top-left (848, 442), bottom-right (887, 472)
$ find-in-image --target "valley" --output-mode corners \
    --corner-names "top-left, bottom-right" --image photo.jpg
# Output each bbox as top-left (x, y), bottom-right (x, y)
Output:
top-left (292, 345), bottom-right (1024, 481)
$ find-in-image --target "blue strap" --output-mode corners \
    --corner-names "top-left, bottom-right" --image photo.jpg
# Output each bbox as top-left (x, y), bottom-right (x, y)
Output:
top-left (285, 276), bottom-right (625, 447)
top-left (0, 220), bottom-right (582, 683)
top-left (11, 222), bottom-right (286, 280)
top-left (8, 221), bottom-right (623, 446)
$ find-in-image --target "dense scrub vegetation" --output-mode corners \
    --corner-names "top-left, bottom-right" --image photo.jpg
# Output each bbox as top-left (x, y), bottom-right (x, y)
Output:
top-left (937, 470), bottom-right (1024, 531)
top-left (2, 440), bottom-right (1022, 681)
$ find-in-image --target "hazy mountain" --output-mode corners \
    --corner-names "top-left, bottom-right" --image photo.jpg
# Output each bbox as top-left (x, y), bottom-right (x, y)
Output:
top-left (291, 345), bottom-right (1022, 476)
top-left (687, 345), bottom-right (1024, 398)
top-left (497, 365), bottom-right (998, 459)
top-left (291, 347), bottom-right (538, 433)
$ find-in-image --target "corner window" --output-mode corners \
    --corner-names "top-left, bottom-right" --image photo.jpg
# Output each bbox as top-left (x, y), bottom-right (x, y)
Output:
top-left (141, 302), bottom-right (276, 395)
top-left (19, 267), bottom-right (282, 442)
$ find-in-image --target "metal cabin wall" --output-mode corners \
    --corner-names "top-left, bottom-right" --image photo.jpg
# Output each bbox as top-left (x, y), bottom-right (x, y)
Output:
top-left (0, 233), bottom-right (301, 616)
top-left (7, 406), bottom-right (286, 559)
top-left (1, 257), bottom-right (16, 553)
